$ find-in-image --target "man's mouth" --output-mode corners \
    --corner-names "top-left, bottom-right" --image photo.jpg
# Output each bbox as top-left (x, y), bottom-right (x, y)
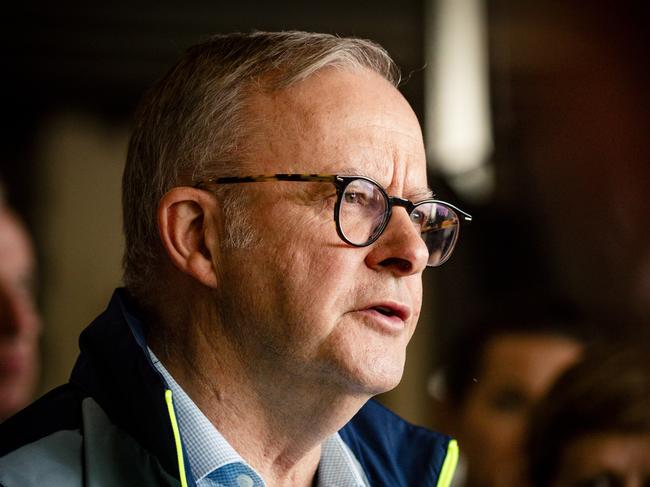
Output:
top-left (364, 303), bottom-right (410, 322)
top-left (373, 305), bottom-right (398, 317)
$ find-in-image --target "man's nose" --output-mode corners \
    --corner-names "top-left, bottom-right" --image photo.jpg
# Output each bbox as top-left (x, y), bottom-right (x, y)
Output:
top-left (364, 208), bottom-right (429, 275)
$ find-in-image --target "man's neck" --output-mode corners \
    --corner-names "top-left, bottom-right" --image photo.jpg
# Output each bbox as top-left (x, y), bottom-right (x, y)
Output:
top-left (149, 322), bottom-right (368, 487)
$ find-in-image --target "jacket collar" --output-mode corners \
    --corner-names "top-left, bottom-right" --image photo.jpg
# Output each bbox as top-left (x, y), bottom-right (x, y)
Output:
top-left (68, 288), bottom-right (451, 487)
top-left (69, 288), bottom-right (181, 480)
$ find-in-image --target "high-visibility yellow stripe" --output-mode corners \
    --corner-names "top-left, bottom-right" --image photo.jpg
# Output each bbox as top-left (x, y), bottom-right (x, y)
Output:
top-left (164, 389), bottom-right (189, 487)
top-left (436, 439), bottom-right (459, 487)
top-left (165, 386), bottom-right (457, 487)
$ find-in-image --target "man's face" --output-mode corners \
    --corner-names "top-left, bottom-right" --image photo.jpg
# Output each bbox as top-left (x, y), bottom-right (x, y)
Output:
top-left (455, 333), bottom-right (582, 487)
top-left (0, 208), bottom-right (40, 420)
top-left (213, 68), bottom-right (429, 397)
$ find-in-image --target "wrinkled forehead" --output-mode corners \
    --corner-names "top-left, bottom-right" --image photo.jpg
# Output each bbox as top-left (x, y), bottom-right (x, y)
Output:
top-left (243, 67), bottom-right (428, 196)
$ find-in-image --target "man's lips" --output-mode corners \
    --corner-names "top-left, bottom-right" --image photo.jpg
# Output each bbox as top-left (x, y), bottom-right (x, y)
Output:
top-left (364, 302), bottom-right (411, 321)
top-left (353, 301), bottom-right (412, 328)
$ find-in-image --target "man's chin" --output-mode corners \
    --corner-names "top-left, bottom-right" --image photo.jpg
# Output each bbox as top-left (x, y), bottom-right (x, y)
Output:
top-left (338, 361), bottom-right (406, 397)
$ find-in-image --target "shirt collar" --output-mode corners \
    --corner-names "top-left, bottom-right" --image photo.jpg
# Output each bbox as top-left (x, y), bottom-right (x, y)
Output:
top-left (149, 348), bottom-right (367, 487)
top-left (149, 349), bottom-right (245, 480)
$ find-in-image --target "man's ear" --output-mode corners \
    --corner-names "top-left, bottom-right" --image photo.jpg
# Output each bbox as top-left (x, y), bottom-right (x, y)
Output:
top-left (157, 187), bottom-right (221, 289)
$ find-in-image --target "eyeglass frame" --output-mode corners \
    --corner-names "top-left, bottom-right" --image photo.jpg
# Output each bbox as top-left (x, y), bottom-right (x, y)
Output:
top-left (193, 173), bottom-right (472, 266)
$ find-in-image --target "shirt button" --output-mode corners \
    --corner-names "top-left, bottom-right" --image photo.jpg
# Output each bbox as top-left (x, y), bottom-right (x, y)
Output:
top-left (236, 474), bottom-right (254, 487)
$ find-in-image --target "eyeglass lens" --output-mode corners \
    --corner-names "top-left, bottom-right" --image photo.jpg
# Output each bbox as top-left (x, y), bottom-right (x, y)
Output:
top-left (414, 202), bottom-right (460, 266)
top-left (338, 178), bottom-right (387, 244)
top-left (337, 178), bottom-right (460, 267)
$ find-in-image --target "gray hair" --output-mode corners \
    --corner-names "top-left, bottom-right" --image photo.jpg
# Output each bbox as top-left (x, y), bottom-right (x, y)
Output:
top-left (122, 30), bottom-right (400, 302)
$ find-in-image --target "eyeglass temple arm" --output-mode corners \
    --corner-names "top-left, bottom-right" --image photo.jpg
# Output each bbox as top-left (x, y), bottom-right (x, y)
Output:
top-left (209, 174), bottom-right (337, 184)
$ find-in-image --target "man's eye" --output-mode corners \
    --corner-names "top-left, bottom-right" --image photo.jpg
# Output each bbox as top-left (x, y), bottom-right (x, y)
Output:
top-left (411, 210), bottom-right (424, 224)
top-left (412, 210), bottom-right (438, 230)
top-left (344, 191), bottom-right (367, 204)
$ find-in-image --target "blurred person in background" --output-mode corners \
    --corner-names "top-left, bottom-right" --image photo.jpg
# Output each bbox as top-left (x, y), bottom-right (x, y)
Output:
top-left (430, 298), bottom-right (589, 487)
top-left (0, 180), bottom-right (41, 422)
top-left (527, 341), bottom-right (650, 487)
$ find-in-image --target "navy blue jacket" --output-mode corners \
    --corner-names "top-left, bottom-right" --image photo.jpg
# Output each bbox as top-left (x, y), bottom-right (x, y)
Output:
top-left (0, 289), bottom-right (457, 486)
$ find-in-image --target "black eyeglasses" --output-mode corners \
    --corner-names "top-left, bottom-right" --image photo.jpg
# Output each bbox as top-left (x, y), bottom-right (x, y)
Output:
top-left (194, 173), bottom-right (472, 267)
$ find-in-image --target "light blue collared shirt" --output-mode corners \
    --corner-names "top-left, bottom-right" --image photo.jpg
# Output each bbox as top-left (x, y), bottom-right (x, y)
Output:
top-left (149, 350), bottom-right (369, 487)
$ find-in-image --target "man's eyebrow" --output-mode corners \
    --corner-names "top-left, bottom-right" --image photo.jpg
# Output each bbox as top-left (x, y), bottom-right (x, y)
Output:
top-left (409, 188), bottom-right (436, 200)
top-left (335, 167), bottom-right (435, 200)
top-left (336, 165), bottom-right (367, 176)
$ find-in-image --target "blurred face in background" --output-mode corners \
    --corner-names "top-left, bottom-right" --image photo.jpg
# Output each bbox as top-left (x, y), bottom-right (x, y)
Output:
top-left (552, 432), bottom-right (650, 487)
top-left (455, 332), bottom-right (583, 487)
top-left (0, 207), bottom-right (41, 421)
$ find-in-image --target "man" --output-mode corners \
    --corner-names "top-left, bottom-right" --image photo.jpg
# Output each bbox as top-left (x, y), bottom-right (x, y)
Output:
top-left (0, 182), bottom-right (41, 422)
top-left (0, 31), bottom-right (470, 486)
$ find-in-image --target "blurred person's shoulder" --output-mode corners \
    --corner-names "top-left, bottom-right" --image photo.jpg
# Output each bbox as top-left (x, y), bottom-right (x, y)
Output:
top-left (0, 383), bottom-right (86, 485)
top-left (0, 382), bottom-right (177, 486)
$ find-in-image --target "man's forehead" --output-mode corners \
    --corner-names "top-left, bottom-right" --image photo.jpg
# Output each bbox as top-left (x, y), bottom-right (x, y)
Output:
top-left (248, 67), bottom-right (416, 132)
top-left (334, 164), bottom-right (433, 199)
top-left (243, 67), bottom-right (428, 194)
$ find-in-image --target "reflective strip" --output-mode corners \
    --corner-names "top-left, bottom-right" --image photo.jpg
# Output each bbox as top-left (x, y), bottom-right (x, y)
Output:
top-left (164, 389), bottom-right (189, 487)
top-left (436, 439), bottom-right (459, 487)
